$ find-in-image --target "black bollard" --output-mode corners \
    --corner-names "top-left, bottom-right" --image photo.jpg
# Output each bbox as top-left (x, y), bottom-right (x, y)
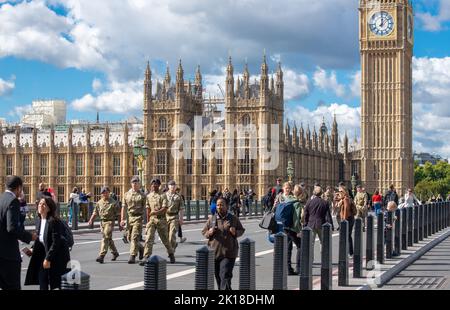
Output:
top-left (401, 208), bottom-right (408, 250)
top-left (413, 206), bottom-right (419, 243)
top-left (366, 215), bottom-right (375, 270)
top-left (338, 220), bottom-right (349, 286)
top-left (386, 211), bottom-right (394, 259)
top-left (407, 207), bottom-right (413, 246)
top-left (61, 270), bottom-right (90, 290)
top-left (419, 205), bottom-right (424, 241)
top-left (377, 212), bottom-right (385, 264)
top-left (144, 256), bottom-right (167, 290)
top-left (427, 204), bottom-right (433, 237)
top-left (300, 227), bottom-right (313, 290)
top-left (440, 202), bottom-right (443, 231)
top-left (433, 203), bottom-right (437, 234)
top-left (273, 232), bottom-right (288, 290)
top-left (186, 200), bottom-right (191, 221)
top-left (72, 200), bottom-right (79, 231)
top-left (239, 238), bottom-right (256, 290)
top-left (423, 204), bottom-right (428, 239)
top-left (321, 223), bottom-right (333, 290)
top-left (394, 209), bottom-right (402, 256)
top-left (195, 246), bottom-right (215, 290)
top-left (353, 218), bottom-right (363, 278)
top-left (196, 200), bottom-right (200, 221)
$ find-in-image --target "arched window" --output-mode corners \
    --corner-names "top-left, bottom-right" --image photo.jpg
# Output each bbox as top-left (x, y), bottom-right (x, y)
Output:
top-left (159, 117), bottom-right (167, 133)
top-left (242, 114), bottom-right (251, 127)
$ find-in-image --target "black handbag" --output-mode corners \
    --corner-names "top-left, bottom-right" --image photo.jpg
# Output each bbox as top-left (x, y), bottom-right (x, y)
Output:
top-left (259, 211), bottom-right (277, 232)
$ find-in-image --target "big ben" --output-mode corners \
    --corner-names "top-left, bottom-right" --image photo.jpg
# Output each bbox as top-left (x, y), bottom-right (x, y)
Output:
top-left (359, 0), bottom-right (414, 195)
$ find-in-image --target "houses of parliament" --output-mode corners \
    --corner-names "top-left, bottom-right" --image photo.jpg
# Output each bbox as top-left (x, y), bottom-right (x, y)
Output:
top-left (0, 0), bottom-right (414, 203)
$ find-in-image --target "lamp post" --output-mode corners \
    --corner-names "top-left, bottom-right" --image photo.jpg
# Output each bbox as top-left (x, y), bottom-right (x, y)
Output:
top-left (287, 160), bottom-right (294, 182)
top-left (351, 174), bottom-right (357, 198)
top-left (133, 135), bottom-right (149, 191)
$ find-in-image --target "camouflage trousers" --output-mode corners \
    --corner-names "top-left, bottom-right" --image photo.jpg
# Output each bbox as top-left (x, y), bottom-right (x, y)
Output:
top-left (127, 216), bottom-right (144, 256)
top-left (356, 205), bottom-right (368, 228)
top-left (167, 218), bottom-right (179, 251)
top-left (143, 217), bottom-right (174, 258)
top-left (100, 221), bottom-right (118, 256)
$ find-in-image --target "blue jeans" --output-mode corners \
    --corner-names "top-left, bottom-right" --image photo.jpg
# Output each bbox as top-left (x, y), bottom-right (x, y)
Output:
top-left (374, 202), bottom-right (382, 216)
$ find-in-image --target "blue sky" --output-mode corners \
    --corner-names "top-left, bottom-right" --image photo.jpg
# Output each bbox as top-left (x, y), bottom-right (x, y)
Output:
top-left (1, 0), bottom-right (450, 158)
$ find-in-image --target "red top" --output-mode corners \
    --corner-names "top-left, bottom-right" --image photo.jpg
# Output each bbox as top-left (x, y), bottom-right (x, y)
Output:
top-left (372, 194), bottom-right (382, 203)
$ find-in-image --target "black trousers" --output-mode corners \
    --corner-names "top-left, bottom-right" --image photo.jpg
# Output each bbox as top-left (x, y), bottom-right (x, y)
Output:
top-left (286, 230), bottom-right (301, 272)
top-left (38, 267), bottom-right (50, 290)
top-left (0, 258), bottom-right (21, 290)
top-left (214, 257), bottom-right (236, 290)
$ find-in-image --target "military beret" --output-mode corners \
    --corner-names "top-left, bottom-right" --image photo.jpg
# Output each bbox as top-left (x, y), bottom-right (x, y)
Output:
top-left (101, 186), bottom-right (110, 194)
top-left (151, 179), bottom-right (161, 185)
top-left (131, 176), bottom-right (140, 183)
top-left (168, 180), bottom-right (176, 186)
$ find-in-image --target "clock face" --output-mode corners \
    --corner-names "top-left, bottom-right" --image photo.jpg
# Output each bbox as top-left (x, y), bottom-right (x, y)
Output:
top-left (369, 11), bottom-right (395, 36)
top-left (408, 15), bottom-right (413, 40)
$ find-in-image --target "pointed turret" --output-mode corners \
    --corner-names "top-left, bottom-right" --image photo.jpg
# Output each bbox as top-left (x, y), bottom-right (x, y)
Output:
top-left (260, 52), bottom-right (269, 96)
top-left (32, 126), bottom-right (38, 148)
top-left (176, 59), bottom-right (184, 96)
top-left (86, 124), bottom-right (91, 147)
top-left (284, 121), bottom-right (291, 146)
top-left (292, 122), bottom-right (298, 147)
top-left (68, 124), bottom-right (73, 146)
top-left (123, 121), bottom-right (129, 145)
top-left (331, 114), bottom-right (339, 154)
top-left (270, 74), bottom-right (275, 93)
top-left (195, 65), bottom-right (203, 100)
top-left (144, 61), bottom-right (152, 110)
top-left (344, 131), bottom-right (349, 155)
top-left (299, 123), bottom-right (305, 148)
top-left (306, 125), bottom-right (311, 149)
top-left (313, 126), bottom-right (318, 151)
top-left (226, 56), bottom-right (234, 99)
top-left (243, 61), bottom-right (250, 99)
top-left (276, 62), bottom-right (284, 100)
top-left (236, 75), bottom-right (241, 97)
top-left (104, 123), bottom-right (110, 146)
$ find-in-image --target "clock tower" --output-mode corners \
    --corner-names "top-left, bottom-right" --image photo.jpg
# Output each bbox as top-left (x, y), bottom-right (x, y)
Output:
top-left (359, 0), bottom-right (414, 194)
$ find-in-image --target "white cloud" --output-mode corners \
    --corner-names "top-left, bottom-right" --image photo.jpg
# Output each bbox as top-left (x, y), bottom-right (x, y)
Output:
top-left (92, 78), bottom-right (103, 93)
top-left (9, 104), bottom-right (32, 118)
top-left (313, 67), bottom-right (346, 97)
top-left (289, 103), bottom-right (361, 141)
top-left (350, 70), bottom-right (361, 98)
top-left (417, 0), bottom-right (450, 31)
top-left (0, 76), bottom-right (15, 96)
top-left (72, 79), bottom-right (143, 113)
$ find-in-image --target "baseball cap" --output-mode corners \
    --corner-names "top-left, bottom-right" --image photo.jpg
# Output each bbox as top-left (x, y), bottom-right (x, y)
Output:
top-left (101, 186), bottom-right (110, 194)
top-left (151, 179), bottom-right (161, 185)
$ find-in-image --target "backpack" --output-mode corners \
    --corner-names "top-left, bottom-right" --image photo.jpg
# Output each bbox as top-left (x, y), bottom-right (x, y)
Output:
top-left (274, 200), bottom-right (298, 228)
top-left (61, 220), bottom-right (74, 250)
top-left (259, 211), bottom-right (277, 232)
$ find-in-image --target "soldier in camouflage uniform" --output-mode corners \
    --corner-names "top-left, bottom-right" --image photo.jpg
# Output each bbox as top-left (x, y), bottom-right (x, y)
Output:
top-left (164, 180), bottom-right (185, 252)
top-left (354, 185), bottom-right (368, 231)
top-left (88, 186), bottom-right (121, 264)
top-left (140, 179), bottom-right (175, 266)
top-left (120, 176), bottom-right (145, 264)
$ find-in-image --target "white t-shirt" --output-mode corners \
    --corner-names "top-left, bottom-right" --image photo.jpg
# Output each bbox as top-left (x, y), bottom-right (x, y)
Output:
top-left (39, 219), bottom-right (47, 244)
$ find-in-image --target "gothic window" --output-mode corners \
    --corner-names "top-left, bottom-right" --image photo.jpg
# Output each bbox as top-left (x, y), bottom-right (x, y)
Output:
top-left (201, 186), bottom-right (207, 200)
top-left (22, 155), bottom-right (30, 176)
top-left (76, 155), bottom-right (84, 176)
top-left (202, 155), bottom-right (208, 175)
top-left (156, 151), bottom-right (167, 175)
top-left (186, 186), bottom-right (192, 201)
top-left (6, 155), bottom-right (13, 176)
top-left (94, 186), bottom-right (102, 202)
top-left (132, 158), bottom-right (139, 176)
top-left (159, 117), bottom-right (168, 133)
top-left (57, 155), bottom-right (65, 176)
top-left (238, 149), bottom-right (253, 175)
top-left (40, 155), bottom-right (48, 176)
top-left (57, 186), bottom-right (65, 203)
top-left (216, 158), bottom-right (223, 175)
top-left (23, 186), bottom-right (30, 203)
top-left (113, 155), bottom-right (121, 176)
top-left (186, 158), bottom-right (192, 175)
top-left (112, 186), bottom-right (121, 202)
top-left (94, 154), bottom-right (102, 176)
top-left (242, 114), bottom-right (251, 127)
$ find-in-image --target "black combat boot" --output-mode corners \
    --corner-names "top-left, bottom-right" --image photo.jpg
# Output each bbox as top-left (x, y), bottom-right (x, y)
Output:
top-left (111, 252), bottom-right (119, 261)
top-left (128, 255), bottom-right (136, 264)
top-left (169, 254), bottom-right (176, 264)
top-left (138, 245), bottom-right (144, 260)
top-left (96, 256), bottom-right (105, 264)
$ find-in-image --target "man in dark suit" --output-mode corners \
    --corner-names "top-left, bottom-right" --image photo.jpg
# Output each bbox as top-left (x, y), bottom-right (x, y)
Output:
top-left (0, 176), bottom-right (37, 290)
top-left (303, 185), bottom-right (334, 259)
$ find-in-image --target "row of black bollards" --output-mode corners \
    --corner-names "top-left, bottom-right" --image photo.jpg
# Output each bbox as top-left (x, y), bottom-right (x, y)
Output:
top-left (58, 203), bottom-right (449, 290)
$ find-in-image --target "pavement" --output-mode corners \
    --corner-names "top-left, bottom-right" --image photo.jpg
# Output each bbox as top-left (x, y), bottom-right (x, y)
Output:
top-left (377, 233), bottom-right (450, 290)
top-left (19, 214), bottom-right (450, 290)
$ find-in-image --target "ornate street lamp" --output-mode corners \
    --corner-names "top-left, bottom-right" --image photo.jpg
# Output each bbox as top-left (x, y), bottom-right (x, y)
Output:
top-left (133, 135), bottom-right (148, 191)
top-left (287, 160), bottom-right (294, 182)
top-left (351, 174), bottom-right (357, 198)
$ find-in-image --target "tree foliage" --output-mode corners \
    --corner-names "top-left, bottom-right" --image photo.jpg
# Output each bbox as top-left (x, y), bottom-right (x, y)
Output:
top-left (414, 161), bottom-right (450, 201)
